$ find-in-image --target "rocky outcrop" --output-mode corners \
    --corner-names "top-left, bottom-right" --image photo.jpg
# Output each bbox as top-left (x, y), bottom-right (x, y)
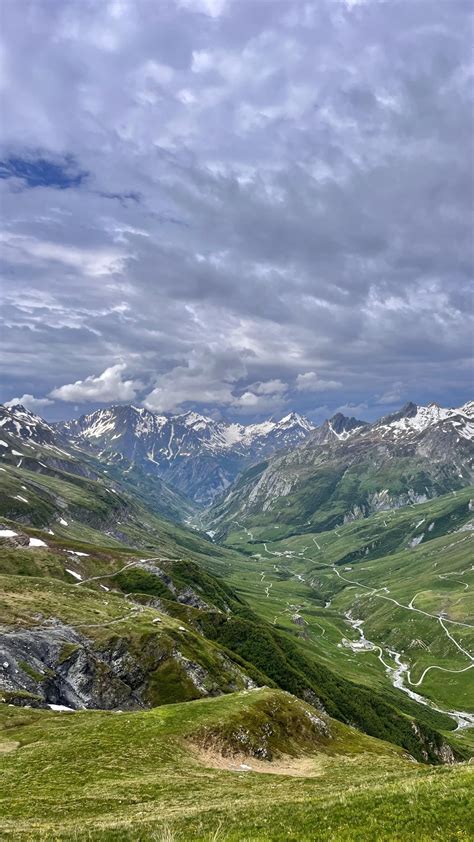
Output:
top-left (191, 693), bottom-right (332, 761)
top-left (411, 722), bottom-right (456, 765)
top-left (0, 622), bottom-right (256, 711)
top-left (0, 625), bottom-right (148, 710)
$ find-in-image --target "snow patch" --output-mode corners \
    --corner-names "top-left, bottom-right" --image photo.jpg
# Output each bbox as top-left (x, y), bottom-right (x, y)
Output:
top-left (28, 537), bottom-right (47, 547)
top-left (65, 569), bottom-right (83, 580)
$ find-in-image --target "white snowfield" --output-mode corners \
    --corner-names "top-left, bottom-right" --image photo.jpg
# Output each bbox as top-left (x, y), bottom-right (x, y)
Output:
top-left (0, 529), bottom-right (17, 538)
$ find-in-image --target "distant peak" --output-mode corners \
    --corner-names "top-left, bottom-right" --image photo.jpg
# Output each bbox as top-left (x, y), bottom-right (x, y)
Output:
top-left (278, 412), bottom-right (313, 430)
top-left (329, 412), bottom-right (347, 426)
top-left (328, 413), bottom-right (365, 432)
top-left (379, 402), bottom-right (418, 426)
top-left (7, 403), bottom-right (30, 415)
top-left (399, 401), bottom-right (418, 417)
top-left (178, 410), bottom-right (213, 424)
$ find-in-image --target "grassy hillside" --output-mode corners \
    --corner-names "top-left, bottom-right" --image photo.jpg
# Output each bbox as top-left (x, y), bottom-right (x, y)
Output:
top-left (1, 687), bottom-right (473, 841)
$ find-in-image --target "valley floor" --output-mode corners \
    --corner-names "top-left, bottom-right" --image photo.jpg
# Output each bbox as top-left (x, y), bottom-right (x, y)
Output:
top-left (214, 491), bottom-right (474, 748)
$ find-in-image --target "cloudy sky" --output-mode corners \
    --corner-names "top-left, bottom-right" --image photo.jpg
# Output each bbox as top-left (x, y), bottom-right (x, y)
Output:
top-left (1, 0), bottom-right (472, 423)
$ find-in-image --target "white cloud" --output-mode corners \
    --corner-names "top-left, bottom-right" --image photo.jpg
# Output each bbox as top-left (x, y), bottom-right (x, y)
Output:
top-left (227, 378), bottom-right (289, 414)
top-left (4, 394), bottom-right (54, 411)
top-left (252, 379), bottom-right (288, 396)
top-left (0, 233), bottom-right (127, 278)
top-left (50, 364), bottom-right (140, 403)
top-left (296, 372), bottom-right (342, 392)
top-left (142, 358), bottom-right (289, 415)
top-left (231, 390), bottom-right (288, 415)
top-left (143, 369), bottom-right (235, 413)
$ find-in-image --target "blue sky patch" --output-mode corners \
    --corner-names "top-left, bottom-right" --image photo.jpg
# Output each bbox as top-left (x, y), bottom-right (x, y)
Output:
top-left (0, 154), bottom-right (88, 189)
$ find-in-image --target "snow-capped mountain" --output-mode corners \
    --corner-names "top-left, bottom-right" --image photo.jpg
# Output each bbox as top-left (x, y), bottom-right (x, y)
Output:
top-left (0, 403), bottom-right (195, 523)
top-left (3, 399), bottom-right (472, 518)
top-left (0, 404), bottom-right (60, 447)
top-left (207, 401), bottom-right (474, 534)
top-left (372, 401), bottom-right (474, 442)
top-left (60, 407), bottom-right (315, 505)
top-left (308, 412), bottom-right (368, 445)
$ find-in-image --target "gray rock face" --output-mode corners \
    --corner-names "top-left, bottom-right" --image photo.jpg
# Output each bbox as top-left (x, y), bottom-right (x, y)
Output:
top-left (410, 722), bottom-right (456, 765)
top-left (0, 626), bottom-right (148, 710)
top-left (0, 618), bottom-right (258, 712)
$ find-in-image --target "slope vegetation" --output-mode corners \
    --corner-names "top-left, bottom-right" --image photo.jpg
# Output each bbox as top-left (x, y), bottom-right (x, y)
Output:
top-left (1, 687), bottom-right (473, 841)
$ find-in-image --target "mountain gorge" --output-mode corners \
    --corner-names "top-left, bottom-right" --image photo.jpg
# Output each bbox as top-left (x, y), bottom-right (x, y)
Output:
top-left (60, 406), bottom-right (315, 505)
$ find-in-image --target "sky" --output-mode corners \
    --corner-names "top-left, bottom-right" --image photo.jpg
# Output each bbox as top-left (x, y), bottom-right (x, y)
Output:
top-left (0, 0), bottom-right (473, 424)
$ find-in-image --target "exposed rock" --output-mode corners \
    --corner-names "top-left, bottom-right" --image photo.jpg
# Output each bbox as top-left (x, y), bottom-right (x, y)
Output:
top-left (0, 620), bottom-right (258, 712)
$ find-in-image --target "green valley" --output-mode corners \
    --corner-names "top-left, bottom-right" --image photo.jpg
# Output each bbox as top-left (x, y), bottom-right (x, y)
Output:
top-left (0, 402), bottom-right (473, 839)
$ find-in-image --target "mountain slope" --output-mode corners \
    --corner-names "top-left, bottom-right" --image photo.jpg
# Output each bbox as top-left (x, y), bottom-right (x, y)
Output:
top-left (217, 488), bottom-right (473, 731)
top-left (207, 401), bottom-right (474, 538)
top-left (0, 423), bottom-right (467, 767)
top-left (1, 400), bottom-right (472, 840)
top-left (0, 400), bottom-right (472, 760)
top-left (0, 403), bottom-right (194, 525)
top-left (60, 406), bottom-right (315, 505)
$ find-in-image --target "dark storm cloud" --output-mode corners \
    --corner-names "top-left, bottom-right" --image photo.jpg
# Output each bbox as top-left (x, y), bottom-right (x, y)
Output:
top-left (0, 0), bottom-right (472, 420)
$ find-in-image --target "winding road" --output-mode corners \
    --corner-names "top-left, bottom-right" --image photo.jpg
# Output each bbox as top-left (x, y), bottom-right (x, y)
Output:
top-left (248, 526), bottom-right (474, 730)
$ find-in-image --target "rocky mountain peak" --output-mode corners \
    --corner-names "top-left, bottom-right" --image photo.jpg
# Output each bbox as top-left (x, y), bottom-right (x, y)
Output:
top-left (328, 412), bottom-right (366, 434)
top-left (0, 403), bottom-right (58, 445)
top-left (278, 411), bottom-right (314, 431)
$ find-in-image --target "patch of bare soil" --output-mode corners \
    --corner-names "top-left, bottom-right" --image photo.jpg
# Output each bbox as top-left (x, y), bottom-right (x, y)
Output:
top-left (188, 745), bottom-right (324, 777)
top-left (0, 740), bottom-right (19, 753)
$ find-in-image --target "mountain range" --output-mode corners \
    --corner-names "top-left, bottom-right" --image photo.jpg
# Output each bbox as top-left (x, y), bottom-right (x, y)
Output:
top-left (46, 399), bottom-right (474, 522)
top-left (0, 400), bottom-right (472, 525)
top-left (59, 406), bottom-right (315, 505)
top-left (207, 400), bottom-right (474, 537)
